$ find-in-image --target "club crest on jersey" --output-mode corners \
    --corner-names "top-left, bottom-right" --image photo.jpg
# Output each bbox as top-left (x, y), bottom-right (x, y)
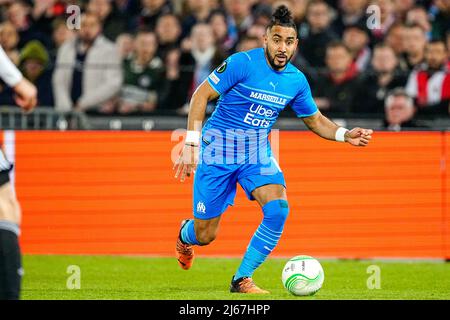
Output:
top-left (216, 61), bottom-right (227, 73)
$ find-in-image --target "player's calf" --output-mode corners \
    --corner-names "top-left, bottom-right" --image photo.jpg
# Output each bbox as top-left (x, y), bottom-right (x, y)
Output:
top-left (233, 199), bottom-right (289, 282)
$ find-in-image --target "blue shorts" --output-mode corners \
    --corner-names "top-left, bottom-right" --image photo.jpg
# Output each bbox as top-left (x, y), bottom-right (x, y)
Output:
top-left (192, 155), bottom-right (286, 220)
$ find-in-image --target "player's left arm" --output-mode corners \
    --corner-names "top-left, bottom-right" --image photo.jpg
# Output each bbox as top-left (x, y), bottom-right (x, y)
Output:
top-left (302, 111), bottom-right (373, 147)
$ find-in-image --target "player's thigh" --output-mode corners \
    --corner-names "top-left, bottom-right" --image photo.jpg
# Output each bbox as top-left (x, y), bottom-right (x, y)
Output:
top-left (251, 184), bottom-right (287, 208)
top-left (193, 163), bottom-right (238, 219)
top-left (0, 182), bottom-right (21, 224)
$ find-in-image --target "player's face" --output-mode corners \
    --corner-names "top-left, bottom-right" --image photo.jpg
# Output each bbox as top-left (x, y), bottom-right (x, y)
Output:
top-left (264, 25), bottom-right (298, 71)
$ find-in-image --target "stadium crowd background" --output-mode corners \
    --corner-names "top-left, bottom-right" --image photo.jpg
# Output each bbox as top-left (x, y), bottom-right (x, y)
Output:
top-left (0, 0), bottom-right (448, 130)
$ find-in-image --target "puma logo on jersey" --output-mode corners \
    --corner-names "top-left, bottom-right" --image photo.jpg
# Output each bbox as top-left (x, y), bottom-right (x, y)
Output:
top-left (269, 82), bottom-right (278, 91)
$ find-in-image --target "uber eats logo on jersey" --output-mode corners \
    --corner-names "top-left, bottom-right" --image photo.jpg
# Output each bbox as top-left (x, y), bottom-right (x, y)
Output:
top-left (216, 61), bottom-right (227, 73)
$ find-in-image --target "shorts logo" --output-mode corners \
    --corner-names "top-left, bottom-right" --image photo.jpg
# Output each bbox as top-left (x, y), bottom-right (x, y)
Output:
top-left (196, 201), bottom-right (206, 214)
top-left (216, 61), bottom-right (227, 73)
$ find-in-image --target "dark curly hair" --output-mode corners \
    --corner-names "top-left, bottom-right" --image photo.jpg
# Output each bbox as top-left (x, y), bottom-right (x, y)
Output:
top-left (267, 5), bottom-right (297, 34)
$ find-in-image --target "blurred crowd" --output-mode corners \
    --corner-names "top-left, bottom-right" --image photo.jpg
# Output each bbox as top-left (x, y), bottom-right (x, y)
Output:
top-left (0, 0), bottom-right (449, 130)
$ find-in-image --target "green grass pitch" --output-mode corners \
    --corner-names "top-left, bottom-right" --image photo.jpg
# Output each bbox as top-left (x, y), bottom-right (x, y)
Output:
top-left (22, 255), bottom-right (450, 300)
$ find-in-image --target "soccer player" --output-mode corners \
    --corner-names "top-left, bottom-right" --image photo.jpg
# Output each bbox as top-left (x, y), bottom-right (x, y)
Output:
top-left (0, 45), bottom-right (37, 299)
top-left (174, 6), bottom-right (373, 294)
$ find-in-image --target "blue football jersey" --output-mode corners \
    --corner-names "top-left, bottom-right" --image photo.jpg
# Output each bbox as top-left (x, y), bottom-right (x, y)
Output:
top-left (202, 47), bottom-right (318, 164)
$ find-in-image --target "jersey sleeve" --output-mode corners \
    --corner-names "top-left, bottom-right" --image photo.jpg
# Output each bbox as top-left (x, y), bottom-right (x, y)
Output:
top-left (290, 73), bottom-right (319, 117)
top-left (207, 52), bottom-right (250, 95)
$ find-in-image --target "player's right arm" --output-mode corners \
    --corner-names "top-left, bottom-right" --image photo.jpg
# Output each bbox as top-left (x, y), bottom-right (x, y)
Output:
top-left (174, 52), bottom-right (250, 182)
top-left (174, 80), bottom-right (219, 182)
top-left (0, 46), bottom-right (37, 112)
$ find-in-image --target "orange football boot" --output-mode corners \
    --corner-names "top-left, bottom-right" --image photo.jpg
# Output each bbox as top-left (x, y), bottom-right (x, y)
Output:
top-left (230, 276), bottom-right (270, 294)
top-left (176, 220), bottom-right (194, 270)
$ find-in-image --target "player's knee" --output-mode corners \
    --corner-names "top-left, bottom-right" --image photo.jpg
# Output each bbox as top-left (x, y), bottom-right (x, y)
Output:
top-left (263, 199), bottom-right (290, 231)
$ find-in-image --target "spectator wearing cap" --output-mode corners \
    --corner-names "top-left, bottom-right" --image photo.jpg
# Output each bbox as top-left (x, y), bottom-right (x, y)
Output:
top-left (405, 39), bottom-right (450, 116)
top-left (19, 40), bottom-right (53, 106)
top-left (354, 43), bottom-right (408, 114)
top-left (343, 23), bottom-right (372, 72)
top-left (52, 13), bottom-right (122, 113)
top-left (383, 88), bottom-right (426, 131)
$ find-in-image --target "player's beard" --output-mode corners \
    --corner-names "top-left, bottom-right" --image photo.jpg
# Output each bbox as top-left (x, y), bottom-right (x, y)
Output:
top-left (265, 48), bottom-right (292, 71)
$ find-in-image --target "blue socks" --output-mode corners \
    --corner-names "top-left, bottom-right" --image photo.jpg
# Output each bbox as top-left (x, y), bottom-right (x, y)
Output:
top-left (180, 219), bottom-right (201, 246)
top-left (180, 199), bottom-right (289, 281)
top-left (234, 199), bottom-right (289, 281)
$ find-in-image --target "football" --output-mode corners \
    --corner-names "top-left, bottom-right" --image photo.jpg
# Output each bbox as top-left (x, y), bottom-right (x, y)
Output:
top-left (281, 255), bottom-right (325, 296)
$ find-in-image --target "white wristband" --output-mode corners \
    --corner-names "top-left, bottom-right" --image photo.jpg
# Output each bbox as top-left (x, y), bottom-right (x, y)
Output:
top-left (335, 127), bottom-right (348, 142)
top-left (186, 130), bottom-right (200, 145)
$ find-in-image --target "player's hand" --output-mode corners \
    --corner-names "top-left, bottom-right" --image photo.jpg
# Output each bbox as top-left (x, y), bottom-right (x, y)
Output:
top-left (173, 144), bottom-right (199, 182)
top-left (345, 128), bottom-right (373, 147)
top-left (13, 78), bottom-right (37, 112)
